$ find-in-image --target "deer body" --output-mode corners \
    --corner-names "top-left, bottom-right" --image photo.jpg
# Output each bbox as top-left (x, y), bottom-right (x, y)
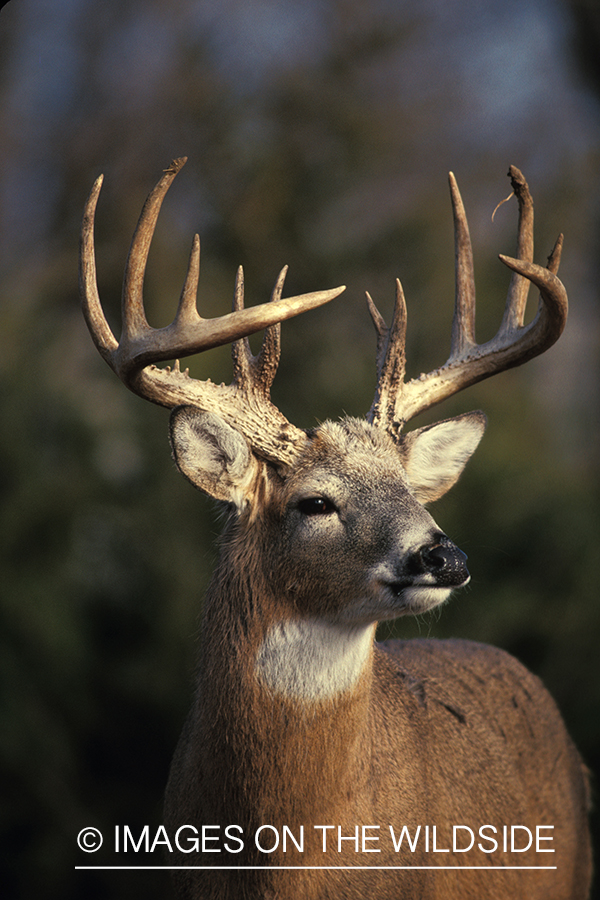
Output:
top-left (163, 416), bottom-right (590, 899)
top-left (80, 160), bottom-right (592, 899)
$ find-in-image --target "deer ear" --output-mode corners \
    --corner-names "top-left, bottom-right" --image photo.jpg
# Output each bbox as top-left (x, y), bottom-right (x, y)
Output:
top-left (169, 406), bottom-right (258, 505)
top-left (401, 411), bottom-right (486, 503)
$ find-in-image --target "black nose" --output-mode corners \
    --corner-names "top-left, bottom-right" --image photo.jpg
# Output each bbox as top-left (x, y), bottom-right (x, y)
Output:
top-left (418, 537), bottom-right (470, 586)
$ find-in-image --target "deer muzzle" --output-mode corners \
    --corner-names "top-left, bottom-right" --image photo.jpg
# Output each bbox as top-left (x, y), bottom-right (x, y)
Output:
top-left (416, 537), bottom-right (470, 587)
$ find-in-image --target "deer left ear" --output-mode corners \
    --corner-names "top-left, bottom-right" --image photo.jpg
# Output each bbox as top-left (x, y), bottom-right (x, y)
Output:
top-left (401, 411), bottom-right (487, 503)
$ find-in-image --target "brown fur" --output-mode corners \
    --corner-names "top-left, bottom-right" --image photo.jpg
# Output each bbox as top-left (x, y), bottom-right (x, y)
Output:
top-left (164, 420), bottom-right (592, 899)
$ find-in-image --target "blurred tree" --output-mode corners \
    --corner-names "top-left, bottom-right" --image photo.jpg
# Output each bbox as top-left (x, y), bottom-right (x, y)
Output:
top-left (568, 0), bottom-right (600, 94)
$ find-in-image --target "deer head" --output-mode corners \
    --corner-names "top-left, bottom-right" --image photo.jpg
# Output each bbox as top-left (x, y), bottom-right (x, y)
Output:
top-left (80, 160), bottom-right (567, 625)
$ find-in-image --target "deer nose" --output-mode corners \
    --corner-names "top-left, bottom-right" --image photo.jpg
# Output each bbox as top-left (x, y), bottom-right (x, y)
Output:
top-left (418, 538), bottom-right (470, 586)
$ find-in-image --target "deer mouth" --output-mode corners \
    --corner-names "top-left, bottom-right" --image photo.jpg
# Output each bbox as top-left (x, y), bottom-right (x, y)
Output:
top-left (382, 576), bottom-right (469, 616)
top-left (386, 579), bottom-right (418, 598)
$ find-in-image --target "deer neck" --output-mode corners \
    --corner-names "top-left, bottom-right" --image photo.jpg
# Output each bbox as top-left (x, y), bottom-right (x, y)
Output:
top-left (194, 540), bottom-right (377, 827)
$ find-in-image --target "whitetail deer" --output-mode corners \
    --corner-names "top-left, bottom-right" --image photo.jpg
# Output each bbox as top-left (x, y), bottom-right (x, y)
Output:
top-left (81, 159), bottom-right (591, 899)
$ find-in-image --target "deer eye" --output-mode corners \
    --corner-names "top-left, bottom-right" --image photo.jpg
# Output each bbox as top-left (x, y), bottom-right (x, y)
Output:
top-left (297, 497), bottom-right (337, 516)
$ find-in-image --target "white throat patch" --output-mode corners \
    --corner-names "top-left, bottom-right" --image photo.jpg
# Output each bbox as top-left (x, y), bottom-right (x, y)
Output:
top-left (255, 618), bottom-right (375, 701)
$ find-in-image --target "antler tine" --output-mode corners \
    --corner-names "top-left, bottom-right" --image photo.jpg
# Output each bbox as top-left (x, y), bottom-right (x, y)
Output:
top-left (448, 172), bottom-right (476, 360)
top-left (230, 265), bottom-right (252, 386)
top-left (231, 265), bottom-right (284, 396)
top-left (252, 266), bottom-right (287, 391)
top-left (366, 279), bottom-right (408, 431)
top-left (174, 232), bottom-right (201, 328)
top-left (498, 165), bottom-right (535, 335)
top-left (122, 158), bottom-right (188, 340)
top-left (366, 168), bottom-right (568, 433)
top-left (546, 231), bottom-right (563, 275)
top-left (365, 289), bottom-right (388, 363)
top-left (79, 160), bottom-right (346, 405)
top-left (80, 174), bottom-right (119, 365)
top-left (496, 244), bottom-right (567, 353)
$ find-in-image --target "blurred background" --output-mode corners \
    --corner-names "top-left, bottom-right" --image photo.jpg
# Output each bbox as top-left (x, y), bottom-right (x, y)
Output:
top-left (0, 0), bottom-right (599, 897)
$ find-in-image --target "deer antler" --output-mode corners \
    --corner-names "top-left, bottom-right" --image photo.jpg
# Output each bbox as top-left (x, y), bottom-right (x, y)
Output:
top-left (366, 166), bottom-right (568, 435)
top-left (80, 158), bottom-right (346, 466)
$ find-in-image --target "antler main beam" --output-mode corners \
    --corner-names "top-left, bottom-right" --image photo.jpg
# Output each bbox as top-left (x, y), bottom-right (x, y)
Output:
top-left (80, 157), bottom-right (346, 398)
top-left (367, 166), bottom-right (568, 434)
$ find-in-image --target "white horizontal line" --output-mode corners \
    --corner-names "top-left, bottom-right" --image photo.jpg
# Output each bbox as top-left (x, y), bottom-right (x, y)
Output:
top-left (75, 865), bottom-right (557, 871)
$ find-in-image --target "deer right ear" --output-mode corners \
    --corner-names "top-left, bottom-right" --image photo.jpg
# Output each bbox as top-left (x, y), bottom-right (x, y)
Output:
top-left (169, 406), bottom-right (258, 505)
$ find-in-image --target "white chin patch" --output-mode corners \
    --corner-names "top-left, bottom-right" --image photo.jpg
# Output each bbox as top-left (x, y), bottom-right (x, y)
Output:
top-left (255, 619), bottom-right (375, 702)
top-left (398, 585), bottom-right (454, 615)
